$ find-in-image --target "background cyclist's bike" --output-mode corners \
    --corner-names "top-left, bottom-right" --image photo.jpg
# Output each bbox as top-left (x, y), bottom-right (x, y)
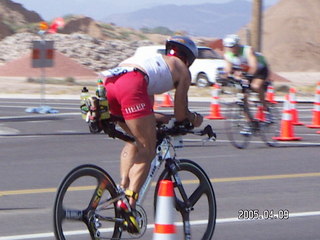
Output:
top-left (221, 74), bottom-right (280, 149)
top-left (53, 116), bottom-right (217, 240)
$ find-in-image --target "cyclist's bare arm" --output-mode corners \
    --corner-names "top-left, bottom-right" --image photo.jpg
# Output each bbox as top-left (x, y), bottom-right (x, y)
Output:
top-left (154, 112), bottom-right (173, 124)
top-left (246, 47), bottom-right (258, 75)
top-left (163, 56), bottom-right (203, 127)
top-left (223, 60), bottom-right (233, 76)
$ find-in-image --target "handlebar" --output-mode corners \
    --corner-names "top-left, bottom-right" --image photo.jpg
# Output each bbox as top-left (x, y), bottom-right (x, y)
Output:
top-left (97, 115), bottom-right (216, 144)
top-left (218, 68), bottom-right (253, 87)
top-left (217, 71), bottom-right (253, 92)
top-left (157, 119), bottom-right (216, 138)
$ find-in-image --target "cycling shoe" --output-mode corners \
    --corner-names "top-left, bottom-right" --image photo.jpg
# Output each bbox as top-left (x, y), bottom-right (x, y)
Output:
top-left (117, 199), bottom-right (140, 234)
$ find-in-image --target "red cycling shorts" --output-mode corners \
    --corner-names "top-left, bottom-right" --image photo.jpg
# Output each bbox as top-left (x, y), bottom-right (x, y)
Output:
top-left (103, 71), bottom-right (153, 120)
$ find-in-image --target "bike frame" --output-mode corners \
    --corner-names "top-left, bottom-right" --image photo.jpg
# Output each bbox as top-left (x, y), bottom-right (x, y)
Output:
top-left (136, 136), bottom-right (175, 205)
top-left (53, 120), bottom-right (217, 240)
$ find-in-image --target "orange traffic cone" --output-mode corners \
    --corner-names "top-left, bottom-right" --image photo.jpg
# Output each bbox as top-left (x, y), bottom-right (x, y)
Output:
top-left (266, 85), bottom-right (277, 104)
top-left (273, 95), bottom-right (302, 141)
top-left (205, 84), bottom-right (225, 120)
top-left (255, 105), bottom-right (266, 121)
top-left (306, 81), bottom-right (320, 128)
top-left (160, 92), bottom-right (174, 107)
top-left (153, 180), bottom-right (177, 240)
top-left (289, 87), bottom-right (304, 125)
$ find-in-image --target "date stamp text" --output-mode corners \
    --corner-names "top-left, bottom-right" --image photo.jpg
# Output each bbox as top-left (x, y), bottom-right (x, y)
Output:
top-left (238, 209), bottom-right (289, 220)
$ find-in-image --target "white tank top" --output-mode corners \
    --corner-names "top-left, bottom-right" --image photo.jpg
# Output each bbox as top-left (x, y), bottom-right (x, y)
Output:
top-left (120, 54), bottom-right (174, 95)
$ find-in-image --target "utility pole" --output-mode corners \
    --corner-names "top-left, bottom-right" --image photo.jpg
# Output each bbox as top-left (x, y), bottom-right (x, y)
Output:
top-left (252, 0), bottom-right (263, 52)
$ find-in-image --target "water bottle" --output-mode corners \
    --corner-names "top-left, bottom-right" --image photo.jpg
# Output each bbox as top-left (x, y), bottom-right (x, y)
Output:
top-left (96, 79), bottom-right (110, 120)
top-left (96, 79), bottom-right (105, 98)
top-left (80, 86), bottom-right (90, 120)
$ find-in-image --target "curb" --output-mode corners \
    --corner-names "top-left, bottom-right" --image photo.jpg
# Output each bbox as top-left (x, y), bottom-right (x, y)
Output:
top-left (0, 94), bottom-right (315, 103)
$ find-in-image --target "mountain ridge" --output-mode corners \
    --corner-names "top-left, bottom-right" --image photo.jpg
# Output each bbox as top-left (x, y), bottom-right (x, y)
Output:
top-left (1, 0), bottom-right (320, 72)
top-left (104, 1), bottom-right (252, 38)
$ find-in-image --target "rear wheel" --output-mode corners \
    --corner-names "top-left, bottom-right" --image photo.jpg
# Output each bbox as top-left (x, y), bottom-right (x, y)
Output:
top-left (53, 164), bottom-right (122, 240)
top-left (260, 103), bottom-right (281, 147)
top-left (154, 159), bottom-right (216, 240)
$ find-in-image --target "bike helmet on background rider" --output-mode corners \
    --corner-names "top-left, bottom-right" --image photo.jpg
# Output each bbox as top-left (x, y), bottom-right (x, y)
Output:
top-left (223, 34), bottom-right (240, 48)
top-left (166, 36), bottom-right (198, 66)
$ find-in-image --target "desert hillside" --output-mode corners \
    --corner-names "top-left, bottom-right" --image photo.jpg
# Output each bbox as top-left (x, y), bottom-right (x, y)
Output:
top-left (1, 0), bottom-right (320, 73)
top-left (263, 0), bottom-right (320, 72)
top-left (0, 0), bottom-right (42, 37)
top-left (238, 0), bottom-right (320, 72)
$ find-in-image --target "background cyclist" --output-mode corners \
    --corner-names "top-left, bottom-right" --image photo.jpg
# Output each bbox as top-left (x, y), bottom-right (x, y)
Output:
top-left (100, 36), bottom-right (203, 234)
top-left (223, 34), bottom-right (271, 120)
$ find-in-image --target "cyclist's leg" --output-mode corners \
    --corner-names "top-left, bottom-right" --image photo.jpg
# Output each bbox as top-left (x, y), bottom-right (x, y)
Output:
top-left (243, 92), bottom-right (254, 121)
top-left (251, 77), bottom-right (268, 110)
top-left (250, 66), bottom-right (270, 111)
top-left (119, 141), bottom-right (134, 189)
top-left (117, 114), bottom-right (156, 234)
top-left (108, 70), bottom-right (155, 205)
top-left (124, 114), bottom-right (156, 207)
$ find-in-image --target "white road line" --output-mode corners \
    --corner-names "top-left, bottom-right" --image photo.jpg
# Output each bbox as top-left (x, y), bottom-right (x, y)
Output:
top-left (1, 211), bottom-right (320, 240)
top-left (0, 112), bottom-right (79, 120)
top-left (0, 104), bottom-right (78, 110)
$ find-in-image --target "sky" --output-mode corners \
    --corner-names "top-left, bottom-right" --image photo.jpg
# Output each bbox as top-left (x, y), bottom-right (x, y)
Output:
top-left (13, 0), bottom-right (280, 21)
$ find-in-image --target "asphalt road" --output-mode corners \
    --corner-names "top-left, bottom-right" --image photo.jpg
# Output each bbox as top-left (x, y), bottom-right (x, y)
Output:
top-left (0, 98), bottom-right (319, 240)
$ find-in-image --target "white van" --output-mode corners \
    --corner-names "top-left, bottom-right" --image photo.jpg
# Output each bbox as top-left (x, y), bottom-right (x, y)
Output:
top-left (134, 45), bottom-right (225, 87)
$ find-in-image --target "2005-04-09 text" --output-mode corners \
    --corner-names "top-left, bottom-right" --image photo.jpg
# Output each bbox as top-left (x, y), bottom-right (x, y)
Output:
top-left (238, 209), bottom-right (290, 220)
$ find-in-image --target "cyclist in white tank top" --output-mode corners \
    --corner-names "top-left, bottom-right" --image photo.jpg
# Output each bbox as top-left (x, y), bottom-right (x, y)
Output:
top-left (100, 36), bottom-right (203, 234)
top-left (120, 54), bottom-right (174, 95)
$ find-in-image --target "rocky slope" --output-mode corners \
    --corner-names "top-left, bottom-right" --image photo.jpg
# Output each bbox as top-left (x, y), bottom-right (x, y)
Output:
top-left (1, 0), bottom-right (320, 73)
top-left (0, 32), bottom-right (158, 72)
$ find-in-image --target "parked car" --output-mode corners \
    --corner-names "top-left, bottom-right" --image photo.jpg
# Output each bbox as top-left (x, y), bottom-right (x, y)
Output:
top-left (133, 45), bottom-right (225, 87)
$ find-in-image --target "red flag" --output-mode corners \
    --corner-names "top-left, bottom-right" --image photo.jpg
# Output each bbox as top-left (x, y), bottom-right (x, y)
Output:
top-left (48, 18), bottom-right (65, 34)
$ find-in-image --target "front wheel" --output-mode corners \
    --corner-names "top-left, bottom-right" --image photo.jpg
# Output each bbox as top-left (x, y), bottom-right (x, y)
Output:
top-left (154, 159), bottom-right (216, 240)
top-left (53, 164), bottom-right (122, 240)
top-left (225, 102), bottom-right (252, 149)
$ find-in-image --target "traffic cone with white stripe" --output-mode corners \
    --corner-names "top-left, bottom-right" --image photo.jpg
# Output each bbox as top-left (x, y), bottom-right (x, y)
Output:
top-left (266, 85), bottom-right (277, 104)
top-left (273, 95), bottom-right (302, 141)
top-left (153, 180), bottom-right (177, 240)
top-left (306, 81), bottom-right (320, 128)
top-left (289, 87), bottom-right (304, 125)
top-left (205, 83), bottom-right (225, 119)
top-left (160, 92), bottom-right (174, 107)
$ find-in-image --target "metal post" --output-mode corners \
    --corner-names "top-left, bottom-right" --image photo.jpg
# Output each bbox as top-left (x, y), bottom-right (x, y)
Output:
top-left (252, 0), bottom-right (263, 51)
top-left (40, 66), bottom-right (46, 107)
top-left (246, 28), bottom-right (251, 46)
top-left (40, 36), bottom-right (46, 107)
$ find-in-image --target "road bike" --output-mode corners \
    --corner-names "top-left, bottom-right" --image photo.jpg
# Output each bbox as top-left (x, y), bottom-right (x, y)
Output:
top-left (221, 74), bottom-right (280, 149)
top-left (53, 115), bottom-right (217, 240)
